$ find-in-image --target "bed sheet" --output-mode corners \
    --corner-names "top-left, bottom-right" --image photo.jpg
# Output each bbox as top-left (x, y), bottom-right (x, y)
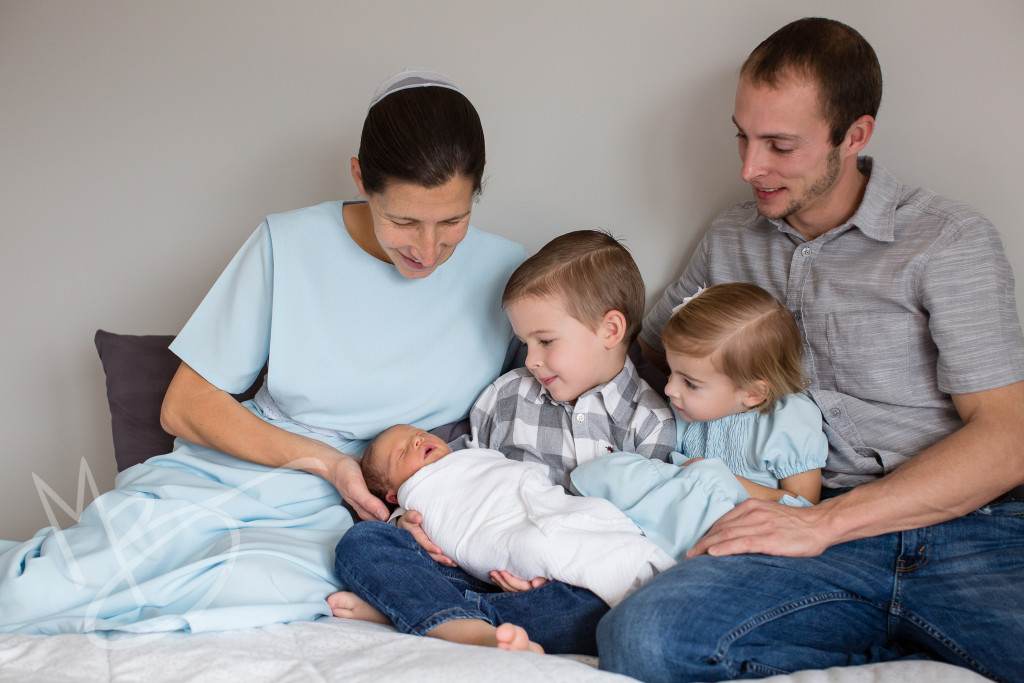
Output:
top-left (0, 617), bottom-right (989, 683)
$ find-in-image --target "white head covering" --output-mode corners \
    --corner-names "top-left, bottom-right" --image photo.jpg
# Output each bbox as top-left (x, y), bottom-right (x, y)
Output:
top-left (368, 68), bottom-right (465, 111)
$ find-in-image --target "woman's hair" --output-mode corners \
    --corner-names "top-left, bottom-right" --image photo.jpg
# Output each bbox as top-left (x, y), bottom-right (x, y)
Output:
top-left (358, 87), bottom-right (486, 196)
top-left (662, 283), bottom-right (805, 413)
top-left (741, 17), bottom-right (882, 147)
top-left (502, 230), bottom-right (646, 344)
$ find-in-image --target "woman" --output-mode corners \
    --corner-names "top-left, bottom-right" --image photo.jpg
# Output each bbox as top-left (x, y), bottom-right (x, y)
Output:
top-left (0, 70), bottom-right (525, 635)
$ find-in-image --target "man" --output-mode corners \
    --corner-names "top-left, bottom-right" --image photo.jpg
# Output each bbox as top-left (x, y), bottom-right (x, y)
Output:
top-left (598, 17), bottom-right (1024, 683)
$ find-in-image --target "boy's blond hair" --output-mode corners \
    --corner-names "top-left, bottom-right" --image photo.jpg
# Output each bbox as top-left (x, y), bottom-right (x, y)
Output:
top-left (663, 283), bottom-right (805, 413)
top-left (501, 230), bottom-right (645, 344)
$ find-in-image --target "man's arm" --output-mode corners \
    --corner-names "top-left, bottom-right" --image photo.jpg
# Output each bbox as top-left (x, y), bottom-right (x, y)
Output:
top-left (688, 380), bottom-right (1024, 558)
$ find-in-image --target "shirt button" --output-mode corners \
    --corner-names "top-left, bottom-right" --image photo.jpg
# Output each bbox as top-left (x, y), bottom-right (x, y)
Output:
top-left (829, 408), bottom-right (841, 418)
top-left (576, 414), bottom-right (586, 423)
top-left (801, 247), bottom-right (812, 256)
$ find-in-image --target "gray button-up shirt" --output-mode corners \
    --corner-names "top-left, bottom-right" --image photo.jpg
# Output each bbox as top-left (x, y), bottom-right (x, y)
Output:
top-left (642, 158), bottom-right (1024, 488)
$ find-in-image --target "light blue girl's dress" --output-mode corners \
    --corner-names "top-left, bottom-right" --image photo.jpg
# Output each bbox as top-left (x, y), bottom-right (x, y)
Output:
top-left (571, 393), bottom-right (828, 561)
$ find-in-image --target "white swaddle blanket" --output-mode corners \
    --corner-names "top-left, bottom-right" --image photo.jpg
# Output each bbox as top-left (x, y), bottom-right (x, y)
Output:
top-left (399, 449), bottom-right (675, 606)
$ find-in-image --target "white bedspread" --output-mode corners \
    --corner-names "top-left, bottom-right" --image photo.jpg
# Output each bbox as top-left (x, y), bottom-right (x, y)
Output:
top-left (0, 618), bottom-right (988, 683)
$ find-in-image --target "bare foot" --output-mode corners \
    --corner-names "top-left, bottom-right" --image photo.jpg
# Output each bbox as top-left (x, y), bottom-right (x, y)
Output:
top-left (495, 623), bottom-right (545, 654)
top-left (426, 619), bottom-right (544, 653)
top-left (327, 591), bottom-right (391, 625)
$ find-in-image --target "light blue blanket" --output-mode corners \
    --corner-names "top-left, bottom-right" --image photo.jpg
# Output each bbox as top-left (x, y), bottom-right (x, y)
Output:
top-left (571, 452), bottom-right (812, 562)
top-left (0, 432), bottom-right (355, 635)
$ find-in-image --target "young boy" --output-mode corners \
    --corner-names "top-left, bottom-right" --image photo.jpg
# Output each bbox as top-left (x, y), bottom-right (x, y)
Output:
top-left (457, 228), bottom-right (676, 488)
top-left (330, 230), bottom-right (675, 655)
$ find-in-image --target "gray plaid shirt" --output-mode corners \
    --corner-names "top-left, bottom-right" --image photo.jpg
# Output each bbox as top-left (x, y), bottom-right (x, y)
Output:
top-left (452, 357), bottom-right (675, 489)
top-left (642, 157), bottom-right (1024, 489)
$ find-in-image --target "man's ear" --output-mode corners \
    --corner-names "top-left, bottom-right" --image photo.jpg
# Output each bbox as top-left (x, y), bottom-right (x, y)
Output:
top-left (385, 489), bottom-right (399, 505)
top-left (741, 380), bottom-right (771, 409)
top-left (350, 157), bottom-right (367, 198)
top-left (601, 310), bottom-right (628, 350)
top-left (843, 114), bottom-right (875, 157)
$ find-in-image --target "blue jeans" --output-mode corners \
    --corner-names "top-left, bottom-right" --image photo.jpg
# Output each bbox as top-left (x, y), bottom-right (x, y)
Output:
top-left (334, 521), bottom-right (608, 654)
top-left (597, 500), bottom-right (1024, 682)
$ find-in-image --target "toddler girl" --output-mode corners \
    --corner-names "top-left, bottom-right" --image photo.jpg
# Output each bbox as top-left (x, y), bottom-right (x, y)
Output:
top-left (571, 282), bottom-right (828, 560)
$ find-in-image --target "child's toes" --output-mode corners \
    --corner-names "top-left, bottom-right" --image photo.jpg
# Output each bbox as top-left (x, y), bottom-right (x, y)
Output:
top-left (495, 623), bottom-right (544, 654)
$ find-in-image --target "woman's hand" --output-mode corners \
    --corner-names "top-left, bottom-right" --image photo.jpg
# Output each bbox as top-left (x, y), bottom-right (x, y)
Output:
top-left (489, 570), bottom-right (548, 593)
top-left (319, 448), bottom-right (390, 522)
top-left (398, 510), bottom-right (456, 566)
top-left (162, 362), bottom-right (390, 521)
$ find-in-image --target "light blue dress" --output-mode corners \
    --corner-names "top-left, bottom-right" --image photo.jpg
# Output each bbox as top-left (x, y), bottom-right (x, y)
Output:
top-left (571, 393), bottom-right (828, 561)
top-left (0, 201), bottom-right (524, 635)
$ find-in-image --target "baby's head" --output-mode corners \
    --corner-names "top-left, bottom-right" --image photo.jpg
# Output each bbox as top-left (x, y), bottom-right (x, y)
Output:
top-left (501, 230), bottom-right (645, 403)
top-left (662, 283), bottom-right (804, 422)
top-left (361, 424), bottom-right (452, 506)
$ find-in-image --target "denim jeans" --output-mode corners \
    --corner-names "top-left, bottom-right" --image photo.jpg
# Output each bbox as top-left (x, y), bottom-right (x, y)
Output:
top-left (334, 521), bottom-right (608, 654)
top-left (597, 500), bottom-right (1024, 682)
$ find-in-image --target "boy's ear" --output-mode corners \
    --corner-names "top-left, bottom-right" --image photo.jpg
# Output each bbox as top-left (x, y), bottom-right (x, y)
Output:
top-left (600, 310), bottom-right (628, 350)
top-left (385, 489), bottom-right (399, 505)
top-left (741, 380), bottom-right (770, 409)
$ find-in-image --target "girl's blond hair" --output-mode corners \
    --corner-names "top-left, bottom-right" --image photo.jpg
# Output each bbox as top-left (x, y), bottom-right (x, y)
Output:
top-left (662, 283), bottom-right (805, 414)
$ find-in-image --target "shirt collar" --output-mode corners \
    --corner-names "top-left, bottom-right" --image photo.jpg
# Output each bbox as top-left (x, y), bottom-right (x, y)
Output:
top-left (764, 156), bottom-right (903, 244)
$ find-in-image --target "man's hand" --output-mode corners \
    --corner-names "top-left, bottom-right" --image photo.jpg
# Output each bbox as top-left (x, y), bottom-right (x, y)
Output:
top-left (398, 510), bottom-right (456, 566)
top-left (686, 498), bottom-right (834, 559)
top-left (687, 382), bottom-right (1024, 560)
top-left (489, 570), bottom-right (548, 592)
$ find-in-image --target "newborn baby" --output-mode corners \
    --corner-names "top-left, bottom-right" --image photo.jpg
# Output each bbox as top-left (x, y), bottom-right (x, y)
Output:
top-left (359, 424), bottom-right (675, 606)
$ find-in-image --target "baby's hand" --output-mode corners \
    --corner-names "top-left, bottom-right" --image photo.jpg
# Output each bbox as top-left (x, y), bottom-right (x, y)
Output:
top-left (680, 457), bottom-right (703, 467)
top-left (398, 510), bottom-right (457, 567)
top-left (490, 570), bottom-right (548, 592)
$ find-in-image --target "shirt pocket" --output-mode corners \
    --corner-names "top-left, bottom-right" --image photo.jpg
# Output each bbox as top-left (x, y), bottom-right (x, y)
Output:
top-left (825, 311), bottom-right (912, 405)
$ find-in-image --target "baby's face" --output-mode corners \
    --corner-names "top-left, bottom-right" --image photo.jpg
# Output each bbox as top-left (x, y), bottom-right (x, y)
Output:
top-left (377, 425), bottom-right (451, 494)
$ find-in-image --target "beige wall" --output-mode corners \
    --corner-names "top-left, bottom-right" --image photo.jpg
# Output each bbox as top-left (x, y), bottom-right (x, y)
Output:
top-left (2, 0), bottom-right (1022, 540)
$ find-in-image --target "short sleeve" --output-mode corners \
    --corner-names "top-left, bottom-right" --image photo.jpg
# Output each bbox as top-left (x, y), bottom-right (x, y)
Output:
top-left (920, 217), bottom-right (1024, 395)
top-left (169, 223), bottom-right (274, 393)
top-left (755, 394), bottom-right (828, 480)
top-left (640, 236), bottom-right (711, 353)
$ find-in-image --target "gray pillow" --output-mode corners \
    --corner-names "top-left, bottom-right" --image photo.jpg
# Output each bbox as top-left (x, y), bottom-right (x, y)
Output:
top-left (94, 330), bottom-right (262, 471)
